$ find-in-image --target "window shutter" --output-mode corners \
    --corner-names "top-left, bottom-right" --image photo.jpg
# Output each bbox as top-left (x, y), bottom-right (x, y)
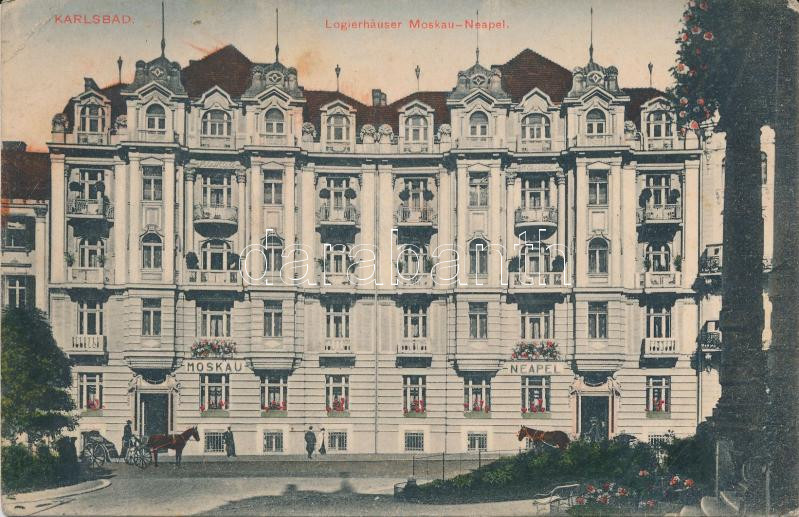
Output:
top-left (25, 276), bottom-right (35, 309)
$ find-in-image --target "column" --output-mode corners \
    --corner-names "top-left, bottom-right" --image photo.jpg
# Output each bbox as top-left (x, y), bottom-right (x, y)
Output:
top-left (249, 162), bottom-right (264, 279)
top-left (610, 162), bottom-right (622, 285)
top-left (128, 156), bottom-right (141, 283)
top-left (436, 167), bottom-right (452, 287)
top-left (682, 161), bottom-right (700, 286)
top-left (359, 163), bottom-right (376, 287)
top-left (504, 169), bottom-right (517, 281)
top-left (488, 163), bottom-right (502, 285)
top-left (456, 164), bottom-right (468, 285)
top-left (621, 164), bottom-right (637, 290)
top-left (50, 158), bottom-right (66, 283)
top-left (163, 158), bottom-right (176, 284)
top-left (184, 168), bottom-right (196, 256)
top-left (283, 159), bottom-right (296, 267)
top-left (556, 170), bottom-right (566, 250)
top-left (299, 164), bottom-right (317, 285)
top-left (377, 163), bottom-right (393, 287)
top-left (236, 167), bottom-right (247, 253)
top-left (34, 206), bottom-right (48, 311)
top-left (574, 161), bottom-right (588, 282)
top-left (112, 161), bottom-right (127, 284)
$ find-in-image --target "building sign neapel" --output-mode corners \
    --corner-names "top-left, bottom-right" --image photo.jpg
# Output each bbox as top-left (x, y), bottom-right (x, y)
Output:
top-left (506, 362), bottom-right (564, 375)
top-left (183, 360), bottom-right (245, 373)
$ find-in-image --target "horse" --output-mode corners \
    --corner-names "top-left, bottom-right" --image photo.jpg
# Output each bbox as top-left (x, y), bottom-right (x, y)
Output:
top-left (517, 425), bottom-right (571, 450)
top-left (146, 426), bottom-right (200, 467)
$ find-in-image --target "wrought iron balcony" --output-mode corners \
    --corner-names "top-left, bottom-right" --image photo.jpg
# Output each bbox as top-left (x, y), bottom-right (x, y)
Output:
top-left (639, 271), bottom-right (681, 289)
top-left (316, 205), bottom-right (359, 226)
top-left (193, 204), bottom-right (238, 229)
top-left (699, 244), bottom-right (723, 275)
top-left (76, 132), bottom-right (109, 145)
top-left (394, 206), bottom-right (437, 226)
top-left (69, 335), bottom-right (106, 355)
top-left (636, 204), bottom-right (681, 225)
top-left (515, 206), bottom-right (558, 231)
top-left (395, 272), bottom-right (433, 288)
top-left (68, 267), bottom-right (113, 284)
top-left (700, 320), bottom-right (722, 352)
top-left (511, 271), bottom-right (565, 288)
top-left (643, 338), bottom-right (679, 358)
top-left (67, 198), bottom-right (114, 220)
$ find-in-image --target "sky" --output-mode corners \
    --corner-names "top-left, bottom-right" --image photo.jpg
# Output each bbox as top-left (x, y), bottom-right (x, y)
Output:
top-left (1, 0), bottom-right (686, 150)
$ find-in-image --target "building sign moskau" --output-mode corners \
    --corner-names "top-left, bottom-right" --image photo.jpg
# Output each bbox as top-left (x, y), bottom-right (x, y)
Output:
top-left (506, 362), bottom-right (563, 375)
top-left (183, 360), bottom-right (245, 373)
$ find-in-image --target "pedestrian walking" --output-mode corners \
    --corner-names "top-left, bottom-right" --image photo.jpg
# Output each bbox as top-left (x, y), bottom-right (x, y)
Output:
top-left (224, 426), bottom-right (236, 457)
top-left (319, 428), bottom-right (327, 456)
top-left (120, 420), bottom-right (133, 458)
top-left (304, 426), bottom-right (316, 459)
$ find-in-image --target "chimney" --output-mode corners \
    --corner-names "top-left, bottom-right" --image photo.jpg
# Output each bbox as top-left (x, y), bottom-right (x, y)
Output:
top-left (372, 89), bottom-right (387, 107)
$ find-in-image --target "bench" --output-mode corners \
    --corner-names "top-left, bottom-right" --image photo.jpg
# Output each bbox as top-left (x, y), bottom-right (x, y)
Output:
top-left (531, 483), bottom-right (581, 513)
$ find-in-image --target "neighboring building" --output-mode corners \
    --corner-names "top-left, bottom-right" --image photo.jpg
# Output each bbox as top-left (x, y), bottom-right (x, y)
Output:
top-left (1, 141), bottom-right (49, 312)
top-left (31, 41), bottom-right (773, 456)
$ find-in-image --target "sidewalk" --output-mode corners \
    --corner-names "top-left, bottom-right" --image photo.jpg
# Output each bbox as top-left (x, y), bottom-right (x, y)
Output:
top-left (3, 479), bottom-right (110, 504)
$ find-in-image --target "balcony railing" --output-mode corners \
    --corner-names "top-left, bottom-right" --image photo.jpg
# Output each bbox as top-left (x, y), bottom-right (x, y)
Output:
top-left (136, 129), bottom-right (178, 143)
top-left (511, 271), bottom-right (565, 287)
top-left (259, 134), bottom-right (289, 146)
top-left (395, 206), bottom-right (437, 225)
top-left (700, 330), bottom-right (722, 352)
top-left (402, 142), bottom-right (430, 153)
top-left (395, 272), bottom-right (433, 288)
top-left (517, 140), bottom-right (552, 152)
top-left (646, 138), bottom-right (675, 150)
top-left (67, 198), bottom-right (113, 219)
top-left (325, 142), bottom-right (352, 153)
top-left (76, 132), bottom-right (109, 145)
top-left (317, 205), bottom-right (359, 225)
top-left (69, 267), bottom-right (111, 284)
top-left (643, 338), bottom-right (678, 357)
top-left (199, 135), bottom-right (236, 149)
top-left (186, 270), bottom-right (239, 285)
top-left (397, 338), bottom-right (431, 356)
top-left (639, 271), bottom-right (681, 288)
top-left (637, 204), bottom-right (681, 224)
top-left (515, 206), bottom-right (558, 227)
top-left (460, 136), bottom-right (494, 148)
top-left (571, 134), bottom-right (622, 147)
top-left (193, 204), bottom-right (238, 225)
top-left (70, 335), bottom-right (106, 355)
top-left (321, 338), bottom-right (353, 355)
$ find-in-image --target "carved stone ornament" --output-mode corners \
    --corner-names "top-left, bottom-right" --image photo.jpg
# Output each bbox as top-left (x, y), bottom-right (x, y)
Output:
top-left (437, 123), bottom-right (452, 142)
top-left (377, 124), bottom-right (394, 143)
top-left (360, 124), bottom-right (377, 144)
top-left (302, 122), bottom-right (317, 142)
top-left (51, 113), bottom-right (67, 132)
top-left (114, 114), bottom-right (128, 130)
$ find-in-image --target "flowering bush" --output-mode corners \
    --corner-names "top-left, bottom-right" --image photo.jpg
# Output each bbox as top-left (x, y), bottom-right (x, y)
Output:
top-left (510, 340), bottom-right (560, 361)
top-left (404, 399), bottom-right (425, 414)
top-left (85, 399), bottom-right (103, 410)
top-left (262, 400), bottom-right (287, 411)
top-left (465, 399), bottom-right (490, 413)
top-left (191, 339), bottom-right (236, 358)
top-left (521, 398), bottom-right (546, 413)
top-left (649, 398), bottom-right (668, 412)
top-left (570, 481), bottom-right (634, 514)
top-left (327, 397), bottom-right (348, 413)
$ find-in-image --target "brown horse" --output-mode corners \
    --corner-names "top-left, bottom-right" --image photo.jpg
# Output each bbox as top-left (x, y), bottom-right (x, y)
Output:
top-left (517, 425), bottom-right (571, 450)
top-left (147, 426), bottom-right (200, 466)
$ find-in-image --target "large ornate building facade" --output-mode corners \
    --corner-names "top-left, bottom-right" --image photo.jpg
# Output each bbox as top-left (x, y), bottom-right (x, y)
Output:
top-left (1, 42), bottom-right (774, 456)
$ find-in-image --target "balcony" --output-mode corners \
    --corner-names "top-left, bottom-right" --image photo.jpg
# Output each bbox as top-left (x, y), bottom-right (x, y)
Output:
top-left (68, 335), bottom-right (106, 355)
top-left (319, 338), bottom-right (354, 357)
top-left (699, 245), bottom-right (723, 276)
top-left (136, 129), bottom-right (178, 143)
top-left (460, 136), bottom-right (494, 148)
top-left (76, 132), bottom-right (109, 145)
top-left (325, 142), bottom-right (352, 153)
top-left (193, 204), bottom-right (238, 233)
top-left (639, 271), bottom-right (681, 289)
top-left (646, 138), bottom-right (675, 150)
top-left (259, 134), bottom-right (289, 146)
top-left (402, 142), bottom-right (429, 153)
top-left (396, 272), bottom-right (434, 288)
top-left (395, 206), bottom-right (437, 227)
top-left (397, 338), bottom-right (432, 357)
top-left (517, 140), bottom-right (552, 152)
top-left (571, 134), bottom-right (623, 147)
top-left (316, 205), bottom-right (359, 227)
top-left (700, 320), bottom-right (722, 353)
top-left (186, 270), bottom-right (240, 286)
top-left (69, 267), bottom-right (113, 284)
top-left (67, 198), bottom-right (114, 220)
top-left (643, 338), bottom-right (679, 358)
top-left (511, 271), bottom-right (566, 289)
top-left (199, 135), bottom-right (236, 149)
top-left (515, 206), bottom-right (557, 233)
top-left (637, 204), bottom-right (681, 225)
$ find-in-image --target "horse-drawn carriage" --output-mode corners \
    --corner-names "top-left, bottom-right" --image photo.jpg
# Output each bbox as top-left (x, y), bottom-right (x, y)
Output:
top-left (80, 430), bottom-right (152, 469)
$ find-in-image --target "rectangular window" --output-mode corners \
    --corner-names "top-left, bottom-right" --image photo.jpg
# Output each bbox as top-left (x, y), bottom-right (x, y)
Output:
top-left (646, 376), bottom-right (671, 413)
top-left (3, 275), bottom-right (33, 308)
top-left (141, 298), bottom-right (162, 336)
top-left (142, 166), bottom-right (163, 201)
top-left (588, 302), bottom-right (608, 339)
top-left (463, 375), bottom-right (491, 413)
top-left (263, 170), bottom-right (283, 205)
top-left (200, 374), bottom-right (229, 410)
top-left (78, 301), bottom-right (103, 335)
top-left (325, 303), bottom-right (350, 338)
top-left (521, 376), bottom-right (550, 413)
top-left (646, 306), bottom-right (672, 338)
top-left (1, 217), bottom-right (33, 250)
top-left (468, 174), bottom-right (489, 207)
top-left (263, 431), bottom-right (284, 453)
top-left (261, 374), bottom-right (288, 411)
top-left (77, 372), bottom-right (103, 410)
top-left (263, 301), bottom-right (283, 337)
top-left (325, 375), bottom-right (349, 413)
top-left (403, 305), bottom-right (427, 338)
top-left (404, 431), bottom-right (425, 452)
top-left (328, 431), bottom-right (348, 451)
top-left (467, 432), bottom-right (488, 452)
top-left (199, 303), bottom-right (232, 337)
top-left (469, 303), bottom-right (488, 339)
top-left (646, 175), bottom-right (672, 206)
top-left (204, 431), bottom-right (225, 453)
top-left (520, 307), bottom-right (551, 340)
top-left (521, 176), bottom-right (549, 208)
top-left (588, 171), bottom-right (608, 205)
top-left (403, 375), bottom-right (426, 414)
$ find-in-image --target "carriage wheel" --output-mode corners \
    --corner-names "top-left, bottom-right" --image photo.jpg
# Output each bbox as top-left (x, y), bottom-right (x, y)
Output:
top-left (140, 448), bottom-right (152, 468)
top-left (84, 444), bottom-right (106, 468)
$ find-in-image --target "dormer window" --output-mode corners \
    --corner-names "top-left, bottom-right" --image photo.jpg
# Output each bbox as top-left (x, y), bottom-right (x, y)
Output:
top-left (647, 111), bottom-right (672, 138)
top-left (521, 114), bottom-right (550, 141)
top-left (586, 109), bottom-right (606, 135)
top-left (405, 115), bottom-right (428, 142)
top-left (327, 114), bottom-right (350, 142)
top-left (264, 108), bottom-right (285, 135)
top-left (80, 105), bottom-right (105, 133)
top-left (469, 112), bottom-right (489, 137)
top-left (146, 105), bottom-right (166, 131)
top-left (202, 110), bottom-right (231, 136)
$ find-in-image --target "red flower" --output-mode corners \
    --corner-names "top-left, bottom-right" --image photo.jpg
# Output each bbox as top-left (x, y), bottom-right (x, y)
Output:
top-left (679, 97), bottom-right (689, 106)
top-left (680, 32), bottom-right (690, 42)
top-left (691, 25), bottom-right (701, 34)
top-left (531, 405), bottom-right (538, 413)
top-left (684, 478), bottom-right (695, 488)
top-left (598, 495), bottom-right (609, 504)
top-left (703, 31), bottom-right (714, 41)
top-left (639, 469), bottom-right (650, 477)
top-left (587, 484), bottom-right (596, 493)
top-left (670, 475), bottom-right (680, 486)
top-left (521, 406), bottom-right (527, 413)
top-left (699, 1), bottom-right (709, 11)
top-left (617, 487), bottom-right (628, 496)
top-left (602, 482), bottom-right (611, 491)
top-left (576, 497), bottom-right (586, 505)
top-left (676, 63), bottom-right (688, 73)
top-left (690, 120), bottom-right (700, 130)
top-left (200, 404), bottom-right (205, 412)
top-left (697, 98), bottom-right (705, 106)
top-left (647, 499), bottom-right (656, 509)
top-left (683, 12), bottom-right (692, 22)
top-left (679, 111), bottom-right (687, 119)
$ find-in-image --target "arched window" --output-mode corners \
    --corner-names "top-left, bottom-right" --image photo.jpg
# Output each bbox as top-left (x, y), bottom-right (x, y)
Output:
top-left (142, 233), bottom-right (163, 269)
top-left (405, 115), bottom-right (428, 142)
top-left (398, 242), bottom-right (430, 276)
top-left (646, 111), bottom-right (672, 138)
top-left (469, 111), bottom-right (489, 137)
top-left (588, 238), bottom-right (608, 274)
top-left (263, 235), bottom-right (283, 273)
top-left (146, 104), bottom-right (166, 131)
top-left (521, 114), bottom-right (551, 140)
top-left (326, 114), bottom-right (350, 142)
top-left (761, 152), bottom-right (767, 185)
top-left (586, 109), bottom-right (606, 135)
top-left (324, 243), bottom-right (351, 274)
top-left (646, 242), bottom-right (671, 272)
top-left (469, 239), bottom-right (489, 276)
top-left (201, 240), bottom-right (232, 271)
top-left (202, 110), bottom-right (231, 136)
top-left (519, 242), bottom-right (551, 275)
top-left (80, 105), bottom-right (105, 133)
top-left (78, 237), bottom-right (105, 268)
top-left (264, 108), bottom-right (285, 135)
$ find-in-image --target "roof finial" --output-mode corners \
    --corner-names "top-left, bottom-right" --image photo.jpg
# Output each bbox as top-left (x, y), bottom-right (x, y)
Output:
top-left (275, 8), bottom-right (280, 62)
top-left (648, 62), bottom-right (654, 87)
top-left (335, 64), bottom-right (341, 92)
top-left (117, 56), bottom-right (123, 83)
top-left (589, 6), bottom-right (594, 62)
top-left (415, 65), bottom-right (421, 92)
top-left (475, 9), bottom-right (480, 64)
top-left (160, 0), bottom-right (166, 57)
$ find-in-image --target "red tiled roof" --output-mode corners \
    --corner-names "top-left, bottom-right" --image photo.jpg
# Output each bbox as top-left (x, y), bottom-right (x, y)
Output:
top-left (182, 45), bottom-right (253, 98)
top-left (495, 49), bottom-right (573, 103)
top-left (624, 87), bottom-right (667, 128)
top-left (1, 149), bottom-right (50, 201)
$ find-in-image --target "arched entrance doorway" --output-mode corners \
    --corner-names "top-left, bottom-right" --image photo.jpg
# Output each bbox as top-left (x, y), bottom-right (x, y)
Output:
top-left (569, 373), bottom-right (621, 440)
top-left (128, 371), bottom-right (180, 438)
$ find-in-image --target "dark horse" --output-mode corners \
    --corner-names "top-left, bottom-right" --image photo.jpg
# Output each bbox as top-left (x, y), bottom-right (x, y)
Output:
top-left (517, 425), bottom-right (571, 450)
top-left (147, 426), bottom-right (200, 466)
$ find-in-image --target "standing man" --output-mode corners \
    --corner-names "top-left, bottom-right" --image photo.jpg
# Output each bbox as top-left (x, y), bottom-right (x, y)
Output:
top-left (304, 426), bottom-right (316, 459)
top-left (224, 426), bottom-right (236, 458)
top-left (120, 420), bottom-right (133, 459)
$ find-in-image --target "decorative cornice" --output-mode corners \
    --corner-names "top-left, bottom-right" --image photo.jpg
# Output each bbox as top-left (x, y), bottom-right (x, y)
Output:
top-left (34, 206), bottom-right (49, 218)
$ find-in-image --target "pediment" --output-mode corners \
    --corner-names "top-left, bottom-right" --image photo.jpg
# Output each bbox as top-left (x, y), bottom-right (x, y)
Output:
top-left (461, 89), bottom-right (498, 107)
top-left (321, 99), bottom-right (356, 113)
top-left (642, 96), bottom-right (672, 112)
top-left (255, 86), bottom-right (292, 105)
top-left (466, 163), bottom-right (491, 174)
top-left (74, 90), bottom-right (109, 105)
top-left (134, 82), bottom-right (176, 100)
top-left (197, 86), bottom-right (236, 108)
top-left (519, 88), bottom-right (554, 109)
top-left (578, 87), bottom-right (615, 104)
top-left (398, 100), bottom-right (434, 114)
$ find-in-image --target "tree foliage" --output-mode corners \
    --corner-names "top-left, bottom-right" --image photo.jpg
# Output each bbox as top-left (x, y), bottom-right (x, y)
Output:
top-left (1, 307), bottom-right (76, 443)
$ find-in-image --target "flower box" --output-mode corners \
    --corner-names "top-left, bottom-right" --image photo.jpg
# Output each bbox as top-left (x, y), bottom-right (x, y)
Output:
top-left (510, 340), bottom-right (561, 361)
top-left (201, 409), bottom-right (230, 417)
top-left (522, 411), bottom-right (552, 419)
top-left (81, 409), bottom-right (104, 417)
top-left (191, 339), bottom-right (237, 358)
top-left (464, 411), bottom-right (491, 419)
top-left (261, 410), bottom-right (288, 418)
top-left (326, 410), bottom-right (350, 418)
top-left (403, 411), bottom-right (427, 418)
top-left (646, 410), bottom-right (671, 419)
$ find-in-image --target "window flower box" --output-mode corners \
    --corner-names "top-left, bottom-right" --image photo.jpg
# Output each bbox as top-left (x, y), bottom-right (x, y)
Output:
top-left (521, 404), bottom-right (551, 418)
top-left (646, 410), bottom-right (671, 419)
top-left (403, 399), bottom-right (426, 417)
top-left (191, 339), bottom-right (236, 358)
top-left (326, 409), bottom-right (350, 417)
top-left (262, 401), bottom-right (287, 417)
top-left (510, 340), bottom-right (561, 361)
top-left (200, 401), bottom-right (229, 417)
top-left (464, 411), bottom-right (491, 419)
top-left (201, 409), bottom-right (230, 417)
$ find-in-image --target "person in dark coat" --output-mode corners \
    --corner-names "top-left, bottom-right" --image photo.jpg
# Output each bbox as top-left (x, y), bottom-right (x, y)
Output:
top-left (120, 420), bottom-right (133, 458)
top-left (223, 426), bottom-right (236, 457)
top-left (319, 428), bottom-right (327, 455)
top-left (304, 426), bottom-right (316, 459)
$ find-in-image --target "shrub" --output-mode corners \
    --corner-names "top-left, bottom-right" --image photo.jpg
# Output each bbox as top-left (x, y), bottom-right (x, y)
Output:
top-left (1, 442), bottom-right (80, 493)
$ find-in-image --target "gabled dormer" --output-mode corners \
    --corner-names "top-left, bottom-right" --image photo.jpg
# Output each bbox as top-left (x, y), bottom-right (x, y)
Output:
top-left (320, 100), bottom-right (356, 152)
top-left (70, 79), bottom-right (113, 145)
top-left (448, 59), bottom-right (512, 148)
top-left (192, 87), bottom-right (239, 150)
top-left (242, 61), bottom-right (306, 147)
top-left (515, 88), bottom-right (559, 152)
top-left (398, 100), bottom-right (434, 153)
top-left (640, 97), bottom-right (677, 151)
top-left (123, 55), bottom-right (186, 97)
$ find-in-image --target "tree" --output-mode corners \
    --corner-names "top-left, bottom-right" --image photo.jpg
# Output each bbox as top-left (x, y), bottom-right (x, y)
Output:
top-left (1, 307), bottom-right (76, 444)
